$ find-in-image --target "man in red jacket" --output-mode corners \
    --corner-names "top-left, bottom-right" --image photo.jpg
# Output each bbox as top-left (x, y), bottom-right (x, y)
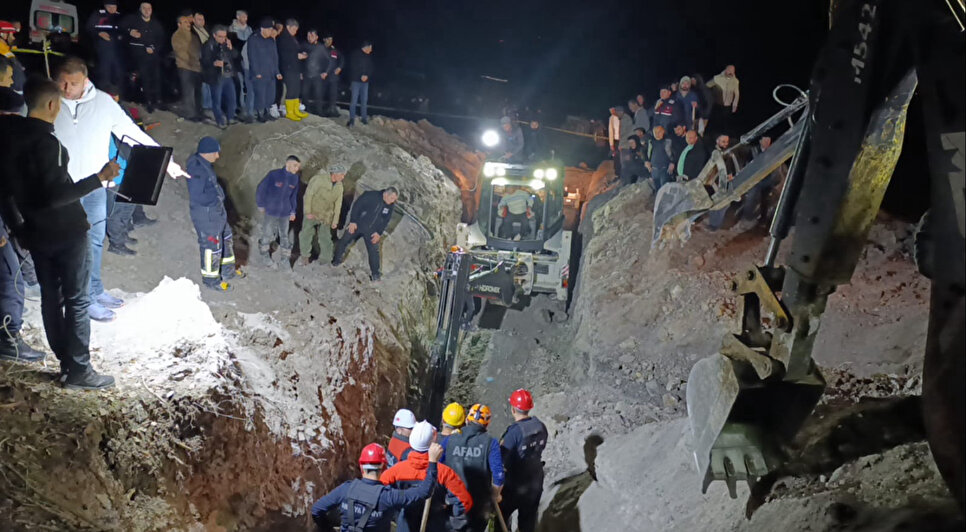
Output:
top-left (381, 421), bottom-right (473, 532)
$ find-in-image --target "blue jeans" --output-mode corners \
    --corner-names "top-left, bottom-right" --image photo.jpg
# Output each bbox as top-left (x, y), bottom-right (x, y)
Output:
top-left (202, 82), bottom-right (212, 110)
top-left (209, 77), bottom-right (237, 125)
top-left (0, 226), bottom-right (25, 334)
top-left (349, 81), bottom-right (369, 121)
top-left (80, 187), bottom-right (107, 299)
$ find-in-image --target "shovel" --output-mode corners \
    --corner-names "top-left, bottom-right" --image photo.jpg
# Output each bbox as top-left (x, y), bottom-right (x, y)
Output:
top-left (492, 495), bottom-right (510, 532)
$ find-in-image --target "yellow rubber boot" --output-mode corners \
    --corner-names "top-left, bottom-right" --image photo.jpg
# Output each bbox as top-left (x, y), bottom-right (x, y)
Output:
top-left (285, 99), bottom-right (302, 122)
top-left (295, 99), bottom-right (310, 118)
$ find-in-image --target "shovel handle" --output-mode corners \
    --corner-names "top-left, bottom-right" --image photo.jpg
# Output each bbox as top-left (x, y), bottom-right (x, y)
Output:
top-left (492, 496), bottom-right (510, 532)
top-left (418, 497), bottom-right (432, 532)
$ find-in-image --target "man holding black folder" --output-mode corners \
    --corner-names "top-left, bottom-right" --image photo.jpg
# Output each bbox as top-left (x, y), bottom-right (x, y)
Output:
top-left (54, 57), bottom-right (188, 323)
top-left (0, 78), bottom-right (119, 389)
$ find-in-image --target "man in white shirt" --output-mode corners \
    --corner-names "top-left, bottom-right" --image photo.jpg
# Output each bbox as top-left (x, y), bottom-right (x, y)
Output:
top-left (53, 57), bottom-right (187, 322)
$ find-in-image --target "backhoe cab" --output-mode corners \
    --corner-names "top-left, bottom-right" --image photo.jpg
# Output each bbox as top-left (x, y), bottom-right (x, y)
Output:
top-left (455, 160), bottom-right (572, 306)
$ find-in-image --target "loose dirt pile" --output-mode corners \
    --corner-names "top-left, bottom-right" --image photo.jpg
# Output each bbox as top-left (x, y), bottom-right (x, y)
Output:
top-left (0, 111), bottom-right (462, 530)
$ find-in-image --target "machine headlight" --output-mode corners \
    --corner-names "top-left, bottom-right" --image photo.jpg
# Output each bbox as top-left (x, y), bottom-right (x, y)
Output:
top-left (483, 163), bottom-right (496, 177)
top-left (496, 165), bottom-right (506, 176)
top-left (545, 168), bottom-right (558, 180)
top-left (533, 169), bottom-right (545, 179)
top-left (529, 179), bottom-right (545, 190)
top-left (481, 129), bottom-right (500, 148)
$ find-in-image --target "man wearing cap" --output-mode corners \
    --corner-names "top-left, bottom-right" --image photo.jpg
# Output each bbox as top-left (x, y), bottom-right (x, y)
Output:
top-left (246, 18), bottom-right (282, 122)
top-left (381, 421), bottom-right (473, 532)
top-left (444, 404), bottom-right (505, 532)
top-left (332, 187), bottom-right (399, 281)
top-left (186, 137), bottom-right (243, 292)
top-left (0, 21), bottom-right (25, 92)
top-left (387, 408), bottom-right (416, 468)
top-left (298, 163), bottom-right (345, 266)
top-left (256, 156), bottom-right (302, 266)
top-left (312, 441), bottom-right (444, 531)
top-left (500, 390), bottom-right (548, 532)
top-left (86, 3), bottom-right (125, 94)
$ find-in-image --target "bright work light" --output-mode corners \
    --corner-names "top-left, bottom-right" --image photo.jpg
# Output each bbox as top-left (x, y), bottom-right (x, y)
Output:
top-left (545, 168), bottom-right (558, 180)
top-left (482, 129), bottom-right (500, 148)
top-left (534, 169), bottom-right (545, 179)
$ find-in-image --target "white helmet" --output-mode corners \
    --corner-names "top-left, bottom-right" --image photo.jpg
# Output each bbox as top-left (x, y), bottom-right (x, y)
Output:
top-left (392, 408), bottom-right (416, 429)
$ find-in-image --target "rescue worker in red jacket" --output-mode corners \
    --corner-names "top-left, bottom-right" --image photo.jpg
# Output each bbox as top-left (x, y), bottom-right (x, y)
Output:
top-left (500, 389), bottom-right (549, 532)
top-left (381, 421), bottom-right (474, 532)
top-left (388, 408), bottom-right (416, 467)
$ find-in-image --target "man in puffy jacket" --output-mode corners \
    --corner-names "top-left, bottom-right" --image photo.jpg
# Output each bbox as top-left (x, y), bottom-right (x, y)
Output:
top-left (256, 156), bottom-right (302, 266)
top-left (381, 421), bottom-right (473, 532)
top-left (246, 18), bottom-right (281, 122)
top-left (53, 57), bottom-right (187, 322)
top-left (298, 163), bottom-right (345, 266)
top-left (185, 137), bottom-right (242, 292)
top-left (332, 187), bottom-right (398, 281)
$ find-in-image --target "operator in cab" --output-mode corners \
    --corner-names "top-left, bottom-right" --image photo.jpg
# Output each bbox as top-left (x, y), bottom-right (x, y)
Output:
top-left (494, 186), bottom-right (536, 240)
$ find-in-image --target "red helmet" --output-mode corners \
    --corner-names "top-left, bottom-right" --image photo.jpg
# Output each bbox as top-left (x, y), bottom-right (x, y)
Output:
top-left (0, 21), bottom-right (16, 34)
top-left (358, 443), bottom-right (387, 467)
top-left (509, 389), bottom-right (534, 411)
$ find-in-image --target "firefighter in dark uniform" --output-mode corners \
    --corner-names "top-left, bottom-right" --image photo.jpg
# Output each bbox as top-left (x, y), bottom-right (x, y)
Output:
top-left (311, 442), bottom-right (443, 532)
top-left (185, 137), bottom-right (243, 292)
top-left (444, 404), bottom-right (505, 532)
top-left (320, 32), bottom-right (344, 117)
top-left (86, 2), bottom-right (125, 93)
top-left (500, 389), bottom-right (548, 532)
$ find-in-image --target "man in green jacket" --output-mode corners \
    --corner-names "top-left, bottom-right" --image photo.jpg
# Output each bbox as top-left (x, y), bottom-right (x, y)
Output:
top-left (298, 163), bottom-right (345, 266)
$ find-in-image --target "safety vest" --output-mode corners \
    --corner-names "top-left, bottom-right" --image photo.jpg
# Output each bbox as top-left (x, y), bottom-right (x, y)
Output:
top-left (339, 480), bottom-right (387, 532)
top-left (444, 424), bottom-right (493, 504)
top-left (387, 433), bottom-right (412, 468)
top-left (506, 417), bottom-right (547, 478)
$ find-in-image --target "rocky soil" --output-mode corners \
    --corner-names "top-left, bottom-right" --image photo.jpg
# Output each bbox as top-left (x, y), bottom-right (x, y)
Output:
top-left (0, 110), bottom-right (461, 530)
top-left (451, 180), bottom-right (960, 531)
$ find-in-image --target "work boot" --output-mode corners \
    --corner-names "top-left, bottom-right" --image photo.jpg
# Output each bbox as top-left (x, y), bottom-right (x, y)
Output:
top-left (257, 111), bottom-right (269, 123)
top-left (370, 272), bottom-right (381, 282)
top-left (132, 215), bottom-right (157, 228)
top-left (89, 303), bottom-right (116, 322)
top-left (205, 281), bottom-right (233, 292)
top-left (96, 292), bottom-right (125, 309)
top-left (107, 243), bottom-right (137, 256)
top-left (285, 100), bottom-right (303, 122)
top-left (361, 117), bottom-right (369, 125)
top-left (123, 235), bottom-right (138, 244)
top-left (0, 335), bottom-right (46, 363)
top-left (295, 99), bottom-right (310, 118)
top-left (346, 118), bottom-right (355, 128)
top-left (64, 368), bottom-right (116, 390)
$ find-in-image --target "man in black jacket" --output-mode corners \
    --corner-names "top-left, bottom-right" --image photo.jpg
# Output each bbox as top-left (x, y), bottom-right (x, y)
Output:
top-left (121, 2), bottom-right (165, 112)
top-left (86, 2), bottom-right (124, 94)
top-left (278, 19), bottom-right (309, 121)
top-left (301, 29), bottom-right (327, 115)
top-left (332, 187), bottom-right (398, 281)
top-left (0, 78), bottom-right (119, 389)
top-left (320, 33), bottom-right (344, 117)
top-left (347, 41), bottom-right (374, 127)
top-left (677, 130), bottom-right (710, 181)
top-left (202, 26), bottom-right (238, 128)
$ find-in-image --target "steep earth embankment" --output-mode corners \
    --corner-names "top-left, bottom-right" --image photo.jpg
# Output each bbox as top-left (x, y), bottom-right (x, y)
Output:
top-left (0, 111), bottom-right (461, 530)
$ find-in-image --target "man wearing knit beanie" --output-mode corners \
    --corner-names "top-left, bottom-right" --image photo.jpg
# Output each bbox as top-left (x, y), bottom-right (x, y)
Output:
top-left (381, 421), bottom-right (474, 531)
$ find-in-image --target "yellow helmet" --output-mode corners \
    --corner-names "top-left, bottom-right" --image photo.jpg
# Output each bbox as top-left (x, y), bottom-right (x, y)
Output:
top-left (466, 404), bottom-right (492, 427)
top-left (442, 402), bottom-right (466, 427)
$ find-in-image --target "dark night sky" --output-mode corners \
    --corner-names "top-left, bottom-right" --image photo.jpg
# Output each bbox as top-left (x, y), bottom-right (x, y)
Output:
top-left (7, 0), bottom-right (829, 124)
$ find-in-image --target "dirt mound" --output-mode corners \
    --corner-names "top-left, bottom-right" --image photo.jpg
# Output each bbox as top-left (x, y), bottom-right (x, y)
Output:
top-left (0, 112), bottom-right (463, 530)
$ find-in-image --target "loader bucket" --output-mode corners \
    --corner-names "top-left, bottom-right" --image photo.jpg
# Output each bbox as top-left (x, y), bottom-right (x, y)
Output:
top-left (651, 180), bottom-right (714, 246)
top-left (687, 353), bottom-right (825, 497)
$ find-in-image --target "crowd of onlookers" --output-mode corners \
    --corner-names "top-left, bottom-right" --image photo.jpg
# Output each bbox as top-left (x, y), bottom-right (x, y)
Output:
top-left (86, 2), bottom-right (375, 127)
top-left (605, 65), bottom-right (785, 229)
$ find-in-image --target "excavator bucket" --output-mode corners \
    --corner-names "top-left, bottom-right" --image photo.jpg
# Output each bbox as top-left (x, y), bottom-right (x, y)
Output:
top-left (687, 352), bottom-right (825, 498)
top-left (651, 180), bottom-right (713, 246)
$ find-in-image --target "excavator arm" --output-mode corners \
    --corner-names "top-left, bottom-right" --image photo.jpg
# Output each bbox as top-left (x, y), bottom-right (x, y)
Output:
top-left (687, 0), bottom-right (965, 506)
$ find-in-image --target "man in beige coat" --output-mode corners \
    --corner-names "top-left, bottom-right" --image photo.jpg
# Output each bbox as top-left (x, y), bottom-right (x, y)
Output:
top-left (298, 163), bottom-right (346, 266)
top-left (171, 12), bottom-right (203, 121)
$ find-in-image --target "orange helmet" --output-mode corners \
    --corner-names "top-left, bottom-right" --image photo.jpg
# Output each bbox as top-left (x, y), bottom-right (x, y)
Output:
top-left (509, 389), bottom-right (534, 411)
top-left (466, 404), bottom-right (492, 426)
